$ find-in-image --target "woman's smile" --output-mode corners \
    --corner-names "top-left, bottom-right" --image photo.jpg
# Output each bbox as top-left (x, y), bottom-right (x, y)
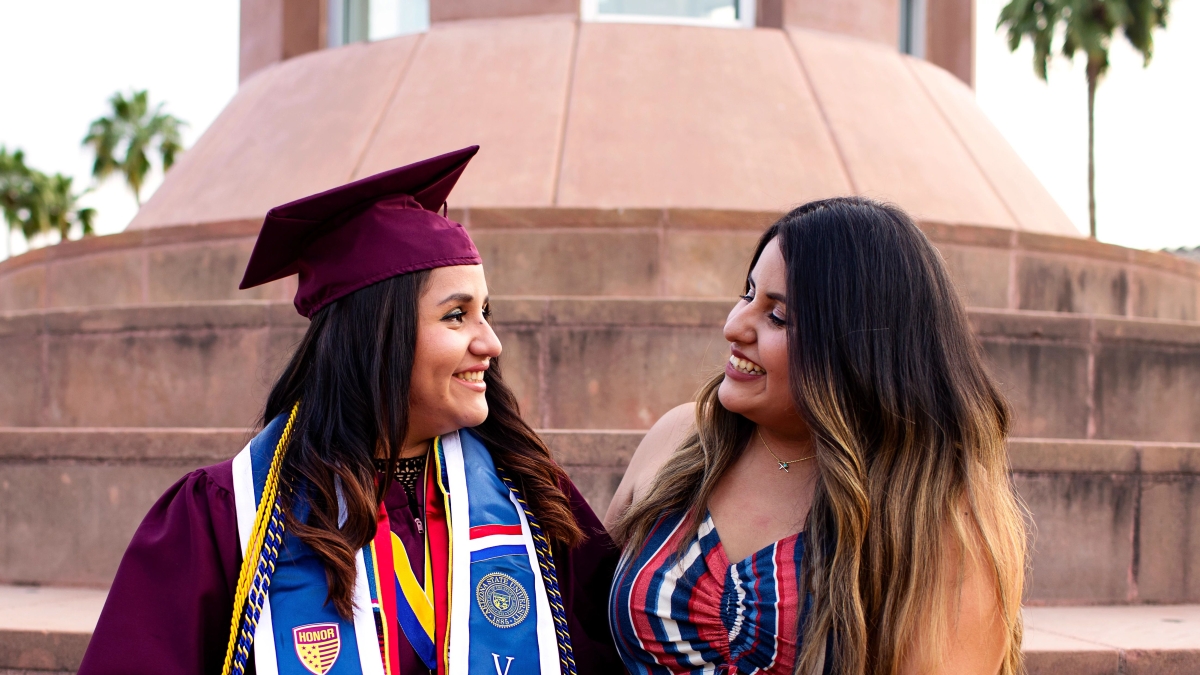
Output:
top-left (725, 349), bottom-right (766, 381)
top-left (452, 364), bottom-right (489, 391)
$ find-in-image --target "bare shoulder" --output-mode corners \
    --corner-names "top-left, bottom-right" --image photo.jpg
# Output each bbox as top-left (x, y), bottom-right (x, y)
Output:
top-left (627, 402), bottom-right (696, 494)
top-left (602, 402), bottom-right (696, 530)
top-left (904, 502), bottom-right (1010, 675)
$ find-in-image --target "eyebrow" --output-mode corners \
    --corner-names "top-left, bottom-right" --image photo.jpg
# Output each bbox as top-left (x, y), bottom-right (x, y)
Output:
top-left (747, 276), bottom-right (785, 303)
top-left (437, 292), bottom-right (474, 306)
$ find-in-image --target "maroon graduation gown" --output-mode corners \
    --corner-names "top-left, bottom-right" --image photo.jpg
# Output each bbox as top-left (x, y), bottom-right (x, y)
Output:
top-left (77, 458), bottom-right (621, 675)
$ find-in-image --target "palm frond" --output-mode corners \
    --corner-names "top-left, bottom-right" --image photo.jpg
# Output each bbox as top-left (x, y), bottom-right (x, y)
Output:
top-left (80, 89), bottom-right (188, 208)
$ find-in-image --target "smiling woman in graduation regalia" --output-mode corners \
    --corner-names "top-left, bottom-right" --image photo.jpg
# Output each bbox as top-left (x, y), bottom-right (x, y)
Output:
top-left (78, 147), bottom-right (621, 675)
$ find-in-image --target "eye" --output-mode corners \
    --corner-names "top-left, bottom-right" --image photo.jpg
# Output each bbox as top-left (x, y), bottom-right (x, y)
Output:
top-left (442, 308), bottom-right (465, 323)
top-left (768, 312), bottom-right (787, 328)
top-left (482, 303), bottom-right (492, 321)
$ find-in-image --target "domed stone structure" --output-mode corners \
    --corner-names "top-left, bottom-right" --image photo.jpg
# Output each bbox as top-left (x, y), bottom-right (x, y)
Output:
top-left (130, 15), bottom-right (1076, 236)
top-left (2, 2), bottom-right (1200, 671)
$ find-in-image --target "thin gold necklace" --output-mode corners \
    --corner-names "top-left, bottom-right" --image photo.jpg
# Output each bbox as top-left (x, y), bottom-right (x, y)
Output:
top-left (758, 429), bottom-right (815, 473)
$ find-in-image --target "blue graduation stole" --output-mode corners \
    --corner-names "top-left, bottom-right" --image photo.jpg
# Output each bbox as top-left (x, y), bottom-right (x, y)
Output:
top-left (441, 430), bottom-right (556, 675)
top-left (230, 418), bottom-right (571, 675)
top-left (234, 413), bottom-right (382, 675)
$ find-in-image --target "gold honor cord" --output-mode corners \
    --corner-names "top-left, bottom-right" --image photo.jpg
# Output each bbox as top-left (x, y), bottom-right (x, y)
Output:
top-left (220, 401), bottom-right (300, 675)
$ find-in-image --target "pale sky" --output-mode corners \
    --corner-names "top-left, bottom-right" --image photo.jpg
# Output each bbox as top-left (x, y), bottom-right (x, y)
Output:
top-left (975, 0), bottom-right (1199, 249)
top-left (1, 0), bottom-right (1196, 257)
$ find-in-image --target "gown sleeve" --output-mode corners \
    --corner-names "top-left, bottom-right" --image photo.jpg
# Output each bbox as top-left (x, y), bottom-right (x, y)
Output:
top-left (77, 460), bottom-right (243, 675)
top-left (553, 480), bottom-right (623, 675)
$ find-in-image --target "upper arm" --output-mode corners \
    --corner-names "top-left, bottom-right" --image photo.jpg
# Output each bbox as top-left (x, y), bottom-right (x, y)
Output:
top-left (556, 485), bottom-right (625, 674)
top-left (903, 511), bottom-right (1009, 675)
top-left (78, 467), bottom-right (242, 675)
top-left (603, 402), bottom-right (696, 530)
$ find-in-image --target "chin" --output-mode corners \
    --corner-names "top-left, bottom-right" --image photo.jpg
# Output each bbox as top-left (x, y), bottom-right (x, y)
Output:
top-left (457, 404), bottom-right (490, 430)
top-left (717, 379), bottom-right (755, 417)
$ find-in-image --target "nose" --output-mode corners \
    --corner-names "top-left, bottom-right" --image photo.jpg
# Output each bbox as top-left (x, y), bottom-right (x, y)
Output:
top-left (723, 299), bottom-right (756, 346)
top-left (471, 316), bottom-right (503, 359)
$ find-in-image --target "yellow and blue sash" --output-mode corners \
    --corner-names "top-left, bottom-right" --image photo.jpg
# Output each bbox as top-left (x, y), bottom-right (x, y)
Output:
top-left (442, 429), bottom-right (555, 675)
top-left (362, 471), bottom-right (436, 671)
top-left (227, 416), bottom-right (575, 675)
top-left (231, 412), bottom-right (383, 675)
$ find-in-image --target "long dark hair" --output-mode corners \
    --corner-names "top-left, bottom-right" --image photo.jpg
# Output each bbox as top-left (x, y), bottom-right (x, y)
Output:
top-left (264, 270), bottom-right (582, 618)
top-left (614, 198), bottom-right (1026, 675)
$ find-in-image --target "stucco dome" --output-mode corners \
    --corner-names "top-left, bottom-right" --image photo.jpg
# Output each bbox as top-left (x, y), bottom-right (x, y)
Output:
top-left (130, 15), bottom-right (1079, 237)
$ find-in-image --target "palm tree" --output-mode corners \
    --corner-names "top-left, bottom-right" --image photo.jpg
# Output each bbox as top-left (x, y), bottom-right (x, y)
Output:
top-left (82, 90), bottom-right (185, 207)
top-left (998, 0), bottom-right (1169, 240)
top-left (0, 146), bottom-right (95, 258)
top-left (1, 146), bottom-right (34, 258)
top-left (27, 173), bottom-right (96, 242)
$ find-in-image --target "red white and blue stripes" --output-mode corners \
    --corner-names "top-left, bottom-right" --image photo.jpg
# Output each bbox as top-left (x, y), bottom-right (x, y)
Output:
top-left (468, 524), bottom-right (528, 562)
top-left (610, 510), bottom-right (806, 675)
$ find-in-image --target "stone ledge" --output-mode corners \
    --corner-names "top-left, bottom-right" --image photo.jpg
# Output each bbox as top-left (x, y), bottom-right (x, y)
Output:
top-left (3, 216), bottom-right (1197, 316)
top-left (454, 206), bottom-right (784, 231)
top-left (0, 585), bottom-right (104, 672)
top-left (0, 297), bottom-right (740, 333)
top-left (493, 296), bottom-right (735, 327)
top-left (969, 309), bottom-right (1093, 342)
top-left (4, 429), bottom-right (1199, 476)
top-left (6, 300), bottom-right (1200, 336)
top-left (0, 301), bottom-right (308, 337)
top-left (0, 219), bottom-right (262, 276)
top-left (1008, 439), bottom-right (1200, 475)
top-left (6, 213), bottom-right (1194, 277)
top-left (0, 631), bottom-right (90, 673)
top-left (0, 428), bottom-right (248, 462)
top-left (1, 590), bottom-right (1196, 675)
top-left (0, 427), bottom-right (639, 467)
top-left (1024, 605), bottom-right (1200, 674)
top-left (1094, 315), bottom-right (1200, 346)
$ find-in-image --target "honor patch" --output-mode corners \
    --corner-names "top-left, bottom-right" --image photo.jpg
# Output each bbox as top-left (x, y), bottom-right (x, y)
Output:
top-left (475, 572), bottom-right (530, 628)
top-left (293, 622), bottom-right (341, 675)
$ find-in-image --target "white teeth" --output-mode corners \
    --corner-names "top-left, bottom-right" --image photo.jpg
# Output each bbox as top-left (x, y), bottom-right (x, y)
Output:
top-left (455, 370), bottom-right (485, 383)
top-left (729, 355), bottom-right (765, 375)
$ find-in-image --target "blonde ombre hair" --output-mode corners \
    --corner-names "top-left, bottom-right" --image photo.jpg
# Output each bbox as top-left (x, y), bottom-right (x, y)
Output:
top-left (612, 198), bottom-right (1027, 675)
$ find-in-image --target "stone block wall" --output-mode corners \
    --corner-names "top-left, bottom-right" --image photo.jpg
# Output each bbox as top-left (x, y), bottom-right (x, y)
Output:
top-left (1, 212), bottom-right (1198, 319)
top-left (4, 301), bottom-right (1200, 443)
top-left (2, 212), bottom-right (1199, 606)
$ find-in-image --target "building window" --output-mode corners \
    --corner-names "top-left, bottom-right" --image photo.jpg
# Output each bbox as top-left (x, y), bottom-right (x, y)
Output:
top-left (582, 0), bottom-right (755, 29)
top-left (328, 0), bottom-right (429, 47)
top-left (899, 0), bottom-right (926, 57)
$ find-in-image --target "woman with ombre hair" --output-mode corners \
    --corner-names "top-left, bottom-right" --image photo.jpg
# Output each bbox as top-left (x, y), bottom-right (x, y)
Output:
top-left (606, 198), bottom-right (1027, 675)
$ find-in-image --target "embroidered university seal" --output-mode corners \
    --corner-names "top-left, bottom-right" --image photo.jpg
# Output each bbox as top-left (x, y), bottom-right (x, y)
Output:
top-left (292, 622), bottom-right (341, 675)
top-left (475, 572), bottom-right (530, 628)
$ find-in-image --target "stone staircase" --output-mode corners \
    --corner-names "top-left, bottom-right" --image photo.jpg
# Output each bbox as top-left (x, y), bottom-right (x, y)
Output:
top-left (2, 211), bottom-right (1200, 672)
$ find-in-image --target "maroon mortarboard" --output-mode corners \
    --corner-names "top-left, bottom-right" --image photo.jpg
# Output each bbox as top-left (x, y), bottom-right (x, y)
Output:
top-left (240, 146), bottom-right (482, 317)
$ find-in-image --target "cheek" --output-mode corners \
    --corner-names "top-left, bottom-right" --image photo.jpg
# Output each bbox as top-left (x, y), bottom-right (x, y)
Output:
top-left (761, 330), bottom-right (790, 378)
top-left (412, 330), bottom-right (461, 396)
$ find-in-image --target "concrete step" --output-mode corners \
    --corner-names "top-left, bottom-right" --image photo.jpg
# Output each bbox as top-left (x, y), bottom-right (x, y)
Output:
top-left (2, 299), bottom-right (1200, 441)
top-left (1024, 605), bottom-right (1200, 674)
top-left (1, 215), bottom-right (1197, 322)
top-left (0, 585), bottom-right (103, 674)
top-left (2, 429), bottom-right (1198, 606)
top-left (0, 585), bottom-right (1195, 674)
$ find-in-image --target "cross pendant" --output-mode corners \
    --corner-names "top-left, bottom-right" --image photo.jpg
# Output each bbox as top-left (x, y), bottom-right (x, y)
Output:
top-left (778, 461), bottom-right (790, 472)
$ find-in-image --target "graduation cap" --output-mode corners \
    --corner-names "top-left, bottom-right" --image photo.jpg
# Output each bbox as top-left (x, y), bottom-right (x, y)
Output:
top-left (240, 146), bottom-right (482, 318)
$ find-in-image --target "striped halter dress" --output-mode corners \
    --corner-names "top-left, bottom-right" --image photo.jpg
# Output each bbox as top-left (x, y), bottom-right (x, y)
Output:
top-left (609, 510), bottom-right (807, 674)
